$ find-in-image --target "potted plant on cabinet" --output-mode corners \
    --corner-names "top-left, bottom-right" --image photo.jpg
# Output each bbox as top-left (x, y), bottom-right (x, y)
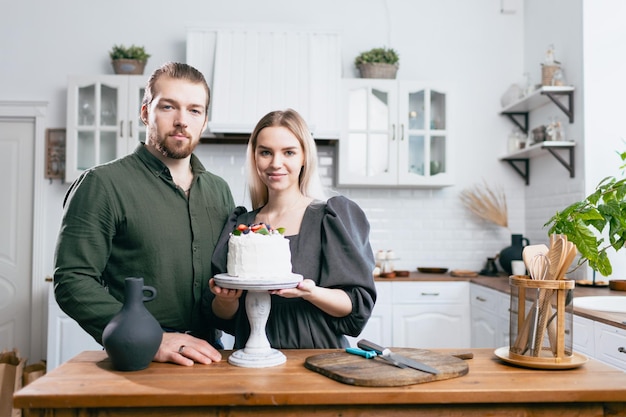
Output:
top-left (354, 47), bottom-right (399, 79)
top-left (544, 149), bottom-right (626, 281)
top-left (109, 44), bottom-right (151, 75)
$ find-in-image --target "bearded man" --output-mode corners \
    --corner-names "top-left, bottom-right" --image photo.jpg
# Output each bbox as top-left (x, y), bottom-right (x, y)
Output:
top-left (54, 62), bottom-right (234, 366)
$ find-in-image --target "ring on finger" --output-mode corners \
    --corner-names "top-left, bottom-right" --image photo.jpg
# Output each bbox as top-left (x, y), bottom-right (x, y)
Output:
top-left (178, 345), bottom-right (186, 354)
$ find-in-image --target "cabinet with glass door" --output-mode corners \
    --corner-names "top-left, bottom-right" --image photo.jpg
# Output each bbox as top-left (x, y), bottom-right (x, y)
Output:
top-left (65, 75), bottom-right (146, 182)
top-left (338, 79), bottom-right (452, 187)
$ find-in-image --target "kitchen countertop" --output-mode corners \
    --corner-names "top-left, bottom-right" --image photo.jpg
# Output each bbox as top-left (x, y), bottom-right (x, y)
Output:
top-left (13, 349), bottom-right (626, 417)
top-left (376, 272), bottom-right (626, 330)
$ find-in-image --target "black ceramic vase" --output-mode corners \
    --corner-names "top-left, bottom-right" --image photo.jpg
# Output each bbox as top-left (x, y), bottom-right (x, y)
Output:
top-left (499, 234), bottom-right (530, 275)
top-left (102, 277), bottom-right (162, 371)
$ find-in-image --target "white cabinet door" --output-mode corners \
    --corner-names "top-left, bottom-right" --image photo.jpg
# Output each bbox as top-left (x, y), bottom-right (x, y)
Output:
top-left (46, 286), bottom-right (102, 371)
top-left (572, 315), bottom-right (595, 357)
top-left (339, 79), bottom-right (398, 186)
top-left (126, 76), bottom-right (147, 153)
top-left (470, 284), bottom-right (510, 348)
top-left (66, 75), bottom-right (145, 182)
top-left (593, 321), bottom-right (626, 371)
top-left (397, 82), bottom-right (453, 187)
top-left (392, 303), bottom-right (470, 348)
top-left (471, 305), bottom-right (498, 348)
top-left (392, 281), bottom-right (470, 348)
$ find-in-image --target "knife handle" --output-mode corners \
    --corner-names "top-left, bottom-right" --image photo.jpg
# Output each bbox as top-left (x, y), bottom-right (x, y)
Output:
top-left (345, 347), bottom-right (377, 359)
top-left (357, 339), bottom-right (386, 355)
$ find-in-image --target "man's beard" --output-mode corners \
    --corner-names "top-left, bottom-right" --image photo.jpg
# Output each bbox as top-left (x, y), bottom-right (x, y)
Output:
top-left (151, 131), bottom-right (195, 159)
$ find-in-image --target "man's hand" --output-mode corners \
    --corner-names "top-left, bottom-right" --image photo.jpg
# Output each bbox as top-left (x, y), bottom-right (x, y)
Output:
top-left (153, 332), bottom-right (222, 366)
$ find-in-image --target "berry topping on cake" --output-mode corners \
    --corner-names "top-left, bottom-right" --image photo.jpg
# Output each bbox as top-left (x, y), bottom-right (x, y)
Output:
top-left (232, 223), bottom-right (285, 236)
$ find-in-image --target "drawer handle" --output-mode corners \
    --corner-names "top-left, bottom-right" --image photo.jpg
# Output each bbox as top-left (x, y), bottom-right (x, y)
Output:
top-left (475, 296), bottom-right (487, 302)
top-left (420, 292), bottom-right (440, 296)
top-left (619, 347), bottom-right (626, 355)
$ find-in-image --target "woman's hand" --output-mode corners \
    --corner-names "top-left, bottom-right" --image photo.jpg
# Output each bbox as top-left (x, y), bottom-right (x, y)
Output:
top-left (270, 279), bottom-right (352, 317)
top-left (269, 278), bottom-right (315, 298)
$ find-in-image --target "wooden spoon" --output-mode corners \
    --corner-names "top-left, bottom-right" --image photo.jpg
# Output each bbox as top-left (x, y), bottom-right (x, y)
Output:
top-left (547, 236), bottom-right (565, 281)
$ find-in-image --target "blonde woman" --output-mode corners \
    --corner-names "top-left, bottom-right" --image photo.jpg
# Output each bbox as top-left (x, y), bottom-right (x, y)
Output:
top-left (205, 109), bottom-right (376, 349)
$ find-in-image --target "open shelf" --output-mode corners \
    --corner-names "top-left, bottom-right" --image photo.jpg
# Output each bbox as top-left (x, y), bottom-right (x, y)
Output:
top-left (500, 86), bottom-right (575, 134)
top-left (500, 141), bottom-right (576, 185)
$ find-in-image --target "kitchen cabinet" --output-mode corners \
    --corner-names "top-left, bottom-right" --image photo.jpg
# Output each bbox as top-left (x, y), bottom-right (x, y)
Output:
top-left (593, 321), bottom-right (626, 371)
top-left (573, 315), bottom-right (595, 357)
top-left (470, 284), bottom-right (510, 348)
top-left (499, 86), bottom-right (576, 185)
top-left (572, 314), bottom-right (626, 372)
top-left (65, 75), bottom-right (146, 182)
top-left (338, 79), bottom-right (453, 188)
top-left (350, 281), bottom-right (470, 348)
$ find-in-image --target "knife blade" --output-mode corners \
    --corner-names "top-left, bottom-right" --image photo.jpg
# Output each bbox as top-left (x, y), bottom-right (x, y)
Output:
top-left (357, 339), bottom-right (441, 375)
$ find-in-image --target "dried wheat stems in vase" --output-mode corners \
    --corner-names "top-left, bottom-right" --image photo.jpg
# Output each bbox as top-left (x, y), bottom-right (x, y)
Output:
top-left (460, 182), bottom-right (508, 228)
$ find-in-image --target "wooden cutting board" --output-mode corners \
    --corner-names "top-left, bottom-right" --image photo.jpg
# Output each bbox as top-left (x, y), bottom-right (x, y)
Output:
top-left (305, 348), bottom-right (470, 387)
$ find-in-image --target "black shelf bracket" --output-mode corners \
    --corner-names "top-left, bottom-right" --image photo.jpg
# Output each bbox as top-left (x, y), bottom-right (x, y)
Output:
top-left (542, 90), bottom-right (574, 123)
top-left (502, 112), bottom-right (529, 134)
top-left (504, 158), bottom-right (529, 185)
top-left (502, 144), bottom-right (575, 185)
top-left (546, 145), bottom-right (575, 178)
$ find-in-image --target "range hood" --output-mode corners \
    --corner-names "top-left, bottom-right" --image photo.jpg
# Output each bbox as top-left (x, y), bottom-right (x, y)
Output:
top-left (187, 27), bottom-right (341, 139)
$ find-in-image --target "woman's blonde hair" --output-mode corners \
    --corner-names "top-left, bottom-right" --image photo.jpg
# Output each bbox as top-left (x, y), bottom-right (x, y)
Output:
top-left (247, 109), bottom-right (326, 209)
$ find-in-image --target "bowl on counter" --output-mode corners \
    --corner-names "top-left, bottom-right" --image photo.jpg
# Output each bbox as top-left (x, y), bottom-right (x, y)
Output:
top-left (417, 267), bottom-right (449, 274)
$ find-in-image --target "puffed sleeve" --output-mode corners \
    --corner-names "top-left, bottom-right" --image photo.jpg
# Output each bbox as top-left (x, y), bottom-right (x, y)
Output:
top-left (319, 196), bottom-right (376, 337)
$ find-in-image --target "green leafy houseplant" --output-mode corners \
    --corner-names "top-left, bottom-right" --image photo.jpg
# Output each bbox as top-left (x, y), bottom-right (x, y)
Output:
top-left (354, 47), bottom-right (399, 66)
top-left (354, 47), bottom-right (399, 79)
top-left (109, 44), bottom-right (151, 62)
top-left (544, 149), bottom-right (626, 276)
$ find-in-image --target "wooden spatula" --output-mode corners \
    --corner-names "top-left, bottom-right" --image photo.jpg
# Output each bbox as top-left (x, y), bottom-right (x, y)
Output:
top-left (547, 236), bottom-right (565, 280)
top-left (555, 241), bottom-right (577, 280)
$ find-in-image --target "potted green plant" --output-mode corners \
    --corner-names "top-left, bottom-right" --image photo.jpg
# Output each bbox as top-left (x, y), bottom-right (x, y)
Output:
top-left (354, 47), bottom-right (399, 79)
top-left (109, 44), bottom-right (151, 75)
top-left (544, 149), bottom-right (626, 277)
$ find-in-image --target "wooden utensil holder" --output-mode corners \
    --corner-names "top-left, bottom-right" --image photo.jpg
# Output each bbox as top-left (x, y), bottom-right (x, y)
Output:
top-left (508, 276), bottom-right (575, 365)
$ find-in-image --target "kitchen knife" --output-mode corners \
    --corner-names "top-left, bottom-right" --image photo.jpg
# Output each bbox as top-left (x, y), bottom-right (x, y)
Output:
top-left (357, 339), bottom-right (441, 375)
top-left (345, 347), bottom-right (408, 369)
top-left (345, 347), bottom-right (376, 359)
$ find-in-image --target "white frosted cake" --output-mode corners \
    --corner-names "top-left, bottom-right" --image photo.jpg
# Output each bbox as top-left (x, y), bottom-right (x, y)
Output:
top-left (226, 223), bottom-right (293, 279)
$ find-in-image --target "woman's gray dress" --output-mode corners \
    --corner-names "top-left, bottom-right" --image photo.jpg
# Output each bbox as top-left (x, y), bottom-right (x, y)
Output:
top-left (205, 196), bottom-right (377, 349)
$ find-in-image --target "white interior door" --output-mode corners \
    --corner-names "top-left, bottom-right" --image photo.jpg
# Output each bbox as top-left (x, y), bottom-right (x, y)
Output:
top-left (0, 118), bottom-right (34, 358)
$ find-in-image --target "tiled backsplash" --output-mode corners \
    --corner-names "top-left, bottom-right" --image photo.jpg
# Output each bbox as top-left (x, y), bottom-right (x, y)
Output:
top-left (195, 143), bottom-right (535, 274)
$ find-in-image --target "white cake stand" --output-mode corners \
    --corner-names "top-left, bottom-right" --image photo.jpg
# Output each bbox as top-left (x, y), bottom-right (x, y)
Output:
top-left (213, 273), bottom-right (303, 368)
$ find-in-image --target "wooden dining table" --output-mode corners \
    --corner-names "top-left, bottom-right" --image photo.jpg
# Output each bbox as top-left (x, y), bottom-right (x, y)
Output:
top-left (13, 348), bottom-right (626, 417)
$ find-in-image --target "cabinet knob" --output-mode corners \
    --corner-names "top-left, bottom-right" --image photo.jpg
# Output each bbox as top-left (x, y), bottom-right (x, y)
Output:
top-left (619, 347), bottom-right (626, 355)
